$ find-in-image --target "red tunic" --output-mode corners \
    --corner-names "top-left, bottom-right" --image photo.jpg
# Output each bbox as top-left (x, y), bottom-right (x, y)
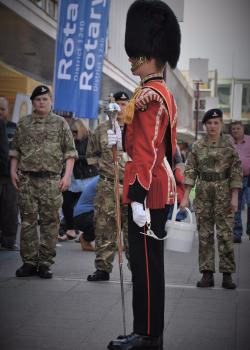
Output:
top-left (174, 167), bottom-right (185, 204)
top-left (123, 79), bottom-right (177, 209)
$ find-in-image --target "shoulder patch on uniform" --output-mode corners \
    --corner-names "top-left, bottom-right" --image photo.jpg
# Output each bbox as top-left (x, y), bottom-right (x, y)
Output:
top-left (135, 87), bottom-right (163, 111)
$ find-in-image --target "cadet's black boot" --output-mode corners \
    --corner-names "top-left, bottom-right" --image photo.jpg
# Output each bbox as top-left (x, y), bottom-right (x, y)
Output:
top-left (38, 265), bottom-right (53, 279)
top-left (16, 263), bottom-right (37, 277)
top-left (87, 270), bottom-right (110, 281)
top-left (222, 273), bottom-right (236, 289)
top-left (197, 271), bottom-right (214, 288)
top-left (107, 333), bottom-right (163, 350)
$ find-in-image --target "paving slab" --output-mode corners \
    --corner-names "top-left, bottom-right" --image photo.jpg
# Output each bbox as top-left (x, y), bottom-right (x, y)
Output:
top-left (0, 214), bottom-right (250, 350)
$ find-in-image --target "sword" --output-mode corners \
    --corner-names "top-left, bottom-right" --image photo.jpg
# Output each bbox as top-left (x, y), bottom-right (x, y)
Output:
top-left (105, 101), bottom-right (127, 336)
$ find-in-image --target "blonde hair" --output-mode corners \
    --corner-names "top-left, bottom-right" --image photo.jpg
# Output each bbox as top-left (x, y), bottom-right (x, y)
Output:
top-left (70, 118), bottom-right (89, 140)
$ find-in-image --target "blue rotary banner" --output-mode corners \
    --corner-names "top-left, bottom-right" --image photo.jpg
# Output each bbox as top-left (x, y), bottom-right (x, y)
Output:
top-left (53, 0), bottom-right (110, 119)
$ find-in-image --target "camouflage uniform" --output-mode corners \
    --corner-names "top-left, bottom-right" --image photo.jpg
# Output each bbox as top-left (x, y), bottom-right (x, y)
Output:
top-left (184, 134), bottom-right (242, 273)
top-left (87, 120), bottom-right (128, 273)
top-left (10, 111), bottom-right (77, 266)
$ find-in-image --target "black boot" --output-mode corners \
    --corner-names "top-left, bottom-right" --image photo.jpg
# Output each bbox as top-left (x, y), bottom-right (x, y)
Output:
top-left (107, 333), bottom-right (162, 350)
top-left (38, 265), bottom-right (53, 279)
top-left (222, 273), bottom-right (236, 289)
top-left (197, 271), bottom-right (214, 288)
top-left (16, 263), bottom-right (37, 277)
top-left (87, 270), bottom-right (109, 281)
top-left (233, 235), bottom-right (242, 243)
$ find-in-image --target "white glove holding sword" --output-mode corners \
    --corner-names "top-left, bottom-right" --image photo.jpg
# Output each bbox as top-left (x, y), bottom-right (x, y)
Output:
top-left (106, 103), bottom-right (122, 150)
top-left (106, 102), bottom-right (147, 227)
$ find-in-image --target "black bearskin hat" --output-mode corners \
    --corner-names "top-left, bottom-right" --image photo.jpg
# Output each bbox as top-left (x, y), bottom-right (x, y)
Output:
top-left (125, 0), bottom-right (181, 69)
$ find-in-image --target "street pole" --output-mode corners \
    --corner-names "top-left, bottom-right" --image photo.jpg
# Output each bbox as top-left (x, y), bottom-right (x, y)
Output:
top-left (163, 64), bottom-right (167, 82)
top-left (194, 81), bottom-right (200, 140)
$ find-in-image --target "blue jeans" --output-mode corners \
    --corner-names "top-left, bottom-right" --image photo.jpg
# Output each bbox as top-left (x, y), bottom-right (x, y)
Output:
top-left (167, 205), bottom-right (187, 221)
top-left (234, 176), bottom-right (250, 237)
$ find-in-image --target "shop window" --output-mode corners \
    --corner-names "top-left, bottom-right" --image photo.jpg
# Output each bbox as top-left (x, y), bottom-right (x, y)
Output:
top-left (47, 0), bottom-right (56, 19)
top-left (32, 0), bottom-right (46, 10)
top-left (199, 99), bottom-right (206, 110)
top-left (218, 85), bottom-right (231, 114)
top-left (31, 0), bottom-right (58, 19)
top-left (242, 84), bottom-right (250, 113)
top-left (218, 85), bottom-right (230, 106)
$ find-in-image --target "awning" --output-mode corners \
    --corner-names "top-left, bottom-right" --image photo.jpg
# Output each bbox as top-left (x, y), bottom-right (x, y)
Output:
top-left (0, 60), bottom-right (52, 120)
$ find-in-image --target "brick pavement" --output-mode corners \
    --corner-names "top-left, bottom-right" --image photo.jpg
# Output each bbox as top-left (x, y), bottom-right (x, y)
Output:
top-left (0, 213), bottom-right (249, 350)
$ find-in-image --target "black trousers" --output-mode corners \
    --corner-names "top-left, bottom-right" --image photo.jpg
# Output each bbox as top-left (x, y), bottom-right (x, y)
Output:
top-left (128, 205), bottom-right (169, 337)
top-left (62, 191), bottom-right (81, 230)
top-left (0, 178), bottom-right (18, 246)
top-left (74, 211), bottom-right (95, 242)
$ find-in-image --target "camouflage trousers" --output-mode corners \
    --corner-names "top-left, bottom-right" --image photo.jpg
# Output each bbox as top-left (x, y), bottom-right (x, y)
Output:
top-left (194, 180), bottom-right (235, 273)
top-left (18, 173), bottom-right (63, 266)
top-left (94, 179), bottom-right (129, 273)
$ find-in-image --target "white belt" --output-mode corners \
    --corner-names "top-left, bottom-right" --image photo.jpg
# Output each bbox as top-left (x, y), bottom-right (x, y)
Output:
top-left (122, 152), bottom-right (132, 162)
top-left (140, 157), bottom-right (177, 240)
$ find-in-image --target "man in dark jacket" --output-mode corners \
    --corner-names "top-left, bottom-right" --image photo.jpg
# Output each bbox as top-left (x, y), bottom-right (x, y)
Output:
top-left (0, 97), bottom-right (18, 250)
top-left (0, 119), bottom-right (9, 175)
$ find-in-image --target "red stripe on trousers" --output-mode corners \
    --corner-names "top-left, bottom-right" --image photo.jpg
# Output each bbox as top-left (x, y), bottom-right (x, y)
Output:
top-left (144, 231), bottom-right (151, 335)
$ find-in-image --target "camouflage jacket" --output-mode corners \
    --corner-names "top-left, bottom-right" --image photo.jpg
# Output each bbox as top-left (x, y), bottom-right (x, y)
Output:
top-left (10, 111), bottom-right (77, 173)
top-left (184, 134), bottom-right (242, 189)
top-left (86, 120), bottom-right (125, 182)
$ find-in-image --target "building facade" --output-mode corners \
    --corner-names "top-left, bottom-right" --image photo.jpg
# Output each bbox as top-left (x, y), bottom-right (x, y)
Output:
top-left (218, 78), bottom-right (250, 133)
top-left (0, 0), bottom-right (193, 137)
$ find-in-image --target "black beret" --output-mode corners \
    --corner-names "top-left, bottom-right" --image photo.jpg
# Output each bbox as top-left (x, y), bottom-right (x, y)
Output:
top-left (30, 85), bottom-right (51, 101)
top-left (113, 91), bottom-right (130, 101)
top-left (202, 108), bottom-right (223, 124)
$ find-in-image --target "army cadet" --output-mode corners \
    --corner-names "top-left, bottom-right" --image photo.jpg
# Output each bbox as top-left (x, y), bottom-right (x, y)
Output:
top-left (10, 85), bottom-right (77, 279)
top-left (181, 108), bottom-right (242, 289)
top-left (87, 91), bottom-right (130, 282)
top-left (107, 1), bottom-right (180, 349)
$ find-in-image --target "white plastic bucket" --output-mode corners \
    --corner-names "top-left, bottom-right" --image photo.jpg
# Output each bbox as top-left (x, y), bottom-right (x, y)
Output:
top-left (165, 208), bottom-right (196, 253)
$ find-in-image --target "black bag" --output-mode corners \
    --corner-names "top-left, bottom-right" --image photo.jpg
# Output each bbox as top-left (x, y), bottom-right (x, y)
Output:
top-left (73, 139), bottom-right (98, 179)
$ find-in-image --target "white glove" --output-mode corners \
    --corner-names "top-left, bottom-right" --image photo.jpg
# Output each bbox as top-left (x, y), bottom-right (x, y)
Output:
top-left (131, 202), bottom-right (147, 227)
top-left (108, 102), bottom-right (121, 112)
top-left (107, 121), bottom-right (122, 150)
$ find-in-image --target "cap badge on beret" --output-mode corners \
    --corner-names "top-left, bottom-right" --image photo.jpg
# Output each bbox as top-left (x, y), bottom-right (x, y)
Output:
top-left (202, 108), bottom-right (223, 123)
top-left (30, 85), bottom-right (50, 101)
top-left (113, 91), bottom-right (129, 101)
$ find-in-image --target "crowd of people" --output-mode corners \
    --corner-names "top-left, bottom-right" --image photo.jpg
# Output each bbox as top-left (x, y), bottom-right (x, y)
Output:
top-left (0, 76), bottom-right (249, 350)
top-left (2, 88), bottom-right (248, 279)
top-left (0, 1), bottom-right (249, 349)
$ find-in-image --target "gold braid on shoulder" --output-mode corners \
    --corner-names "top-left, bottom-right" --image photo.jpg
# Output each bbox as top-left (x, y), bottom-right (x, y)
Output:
top-left (124, 86), bottom-right (142, 124)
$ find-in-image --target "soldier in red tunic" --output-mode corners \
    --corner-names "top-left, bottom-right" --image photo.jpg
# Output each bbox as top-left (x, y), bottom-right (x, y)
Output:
top-left (107, 1), bottom-right (181, 349)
